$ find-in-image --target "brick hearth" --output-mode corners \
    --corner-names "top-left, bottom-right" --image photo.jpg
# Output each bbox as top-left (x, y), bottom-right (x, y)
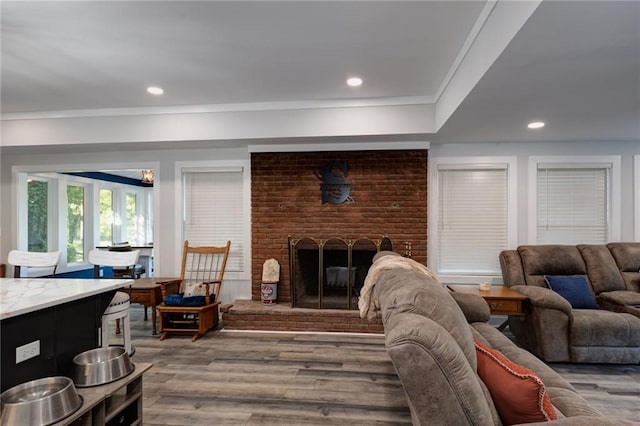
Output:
top-left (221, 300), bottom-right (383, 333)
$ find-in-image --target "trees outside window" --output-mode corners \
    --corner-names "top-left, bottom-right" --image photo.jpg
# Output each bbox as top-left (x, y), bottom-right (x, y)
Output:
top-left (126, 192), bottom-right (138, 244)
top-left (67, 185), bottom-right (85, 263)
top-left (28, 179), bottom-right (48, 252)
top-left (99, 189), bottom-right (114, 245)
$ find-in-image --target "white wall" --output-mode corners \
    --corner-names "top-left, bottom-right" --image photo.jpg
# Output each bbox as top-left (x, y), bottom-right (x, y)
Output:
top-left (430, 140), bottom-right (640, 246)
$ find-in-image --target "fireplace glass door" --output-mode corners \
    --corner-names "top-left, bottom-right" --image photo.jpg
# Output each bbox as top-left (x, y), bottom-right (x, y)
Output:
top-left (289, 236), bottom-right (391, 309)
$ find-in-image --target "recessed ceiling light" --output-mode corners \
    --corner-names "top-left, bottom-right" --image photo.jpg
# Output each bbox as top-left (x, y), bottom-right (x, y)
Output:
top-left (347, 77), bottom-right (363, 87)
top-left (527, 121), bottom-right (545, 129)
top-left (147, 86), bottom-right (164, 95)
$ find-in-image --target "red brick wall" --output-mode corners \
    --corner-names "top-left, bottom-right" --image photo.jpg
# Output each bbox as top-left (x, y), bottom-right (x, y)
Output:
top-left (251, 150), bottom-right (428, 303)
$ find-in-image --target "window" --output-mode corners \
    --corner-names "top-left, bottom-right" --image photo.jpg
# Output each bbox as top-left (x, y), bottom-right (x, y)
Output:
top-left (125, 192), bottom-right (138, 244)
top-left (67, 184), bottom-right (85, 263)
top-left (99, 189), bottom-right (114, 246)
top-left (530, 156), bottom-right (621, 244)
top-left (537, 166), bottom-right (608, 244)
top-left (17, 170), bottom-right (154, 274)
top-left (27, 178), bottom-right (49, 252)
top-left (430, 157), bottom-right (517, 278)
top-left (182, 168), bottom-right (245, 273)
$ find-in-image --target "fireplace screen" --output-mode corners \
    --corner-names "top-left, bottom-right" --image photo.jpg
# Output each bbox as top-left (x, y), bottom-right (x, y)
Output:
top-left (288, 236), bottom-right (392, 309)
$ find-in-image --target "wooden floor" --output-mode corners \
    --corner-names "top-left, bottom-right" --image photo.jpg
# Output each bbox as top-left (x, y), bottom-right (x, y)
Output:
top-left (121, 306), bottom-right (640, 425)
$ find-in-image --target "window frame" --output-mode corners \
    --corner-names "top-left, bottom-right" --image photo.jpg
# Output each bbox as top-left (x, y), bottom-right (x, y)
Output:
top-left (174, 160), bottom-right (251, 281)
top-left (13, 162), bottom-right (159, 275)
top-left (24, 175), bottom-right (57, 253)
top-left (528, 155), bottom-right (621, 244)
top-left (429, 156), bottom-right (518, 283)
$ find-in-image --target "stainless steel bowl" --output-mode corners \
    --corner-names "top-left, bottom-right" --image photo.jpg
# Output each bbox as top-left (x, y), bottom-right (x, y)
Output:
top-left (71, 347), bottom-right (135, 388)
top-left (0, 376), bottom-right (83, 426)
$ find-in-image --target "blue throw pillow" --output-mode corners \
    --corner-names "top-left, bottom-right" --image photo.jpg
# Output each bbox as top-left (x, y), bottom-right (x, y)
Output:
top-left (544, 275), bottom-right (599, 309)
top-left (163, 294), bottom-right (212, 307)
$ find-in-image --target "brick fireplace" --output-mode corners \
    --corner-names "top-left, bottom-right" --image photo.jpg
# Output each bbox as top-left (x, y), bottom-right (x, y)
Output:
top-left (223, 149), bottom-right (428, 332)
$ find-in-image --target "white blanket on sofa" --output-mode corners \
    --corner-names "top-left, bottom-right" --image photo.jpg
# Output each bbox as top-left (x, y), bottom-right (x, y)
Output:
top-left (358, 253), bottom-right (439, 319)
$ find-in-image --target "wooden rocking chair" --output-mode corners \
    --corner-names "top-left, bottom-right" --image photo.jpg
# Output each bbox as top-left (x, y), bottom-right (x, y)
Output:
top-left (157, 240), bottom-right (230, 341)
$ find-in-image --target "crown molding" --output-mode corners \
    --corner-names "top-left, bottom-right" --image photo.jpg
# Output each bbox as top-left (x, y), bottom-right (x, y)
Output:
top-left (248, 141), bottom-right (430, 153)
top-left (1, 96), bottom-right (434, 121)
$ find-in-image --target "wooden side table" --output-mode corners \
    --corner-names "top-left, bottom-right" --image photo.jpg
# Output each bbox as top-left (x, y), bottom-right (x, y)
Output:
top-left (129, 277), bottom-right (179, 335)
top-left (447, 285), bottom-right (527, 330)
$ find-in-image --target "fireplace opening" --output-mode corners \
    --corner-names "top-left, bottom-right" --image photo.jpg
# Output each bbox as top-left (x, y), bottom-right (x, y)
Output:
top-left (289, 236), bottom-right (392, 309)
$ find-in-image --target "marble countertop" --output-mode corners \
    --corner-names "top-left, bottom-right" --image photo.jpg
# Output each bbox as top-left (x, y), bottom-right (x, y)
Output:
top-left (0, 278), bottom-right (132, 320)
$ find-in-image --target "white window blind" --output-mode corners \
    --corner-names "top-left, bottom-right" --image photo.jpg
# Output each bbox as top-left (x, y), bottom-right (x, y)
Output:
top-left (183, 170), bottom-right (244, 272)
top-left (537, 165), bottom-right (609, 244)
top-left (438, 167), bottom-right (508, 274)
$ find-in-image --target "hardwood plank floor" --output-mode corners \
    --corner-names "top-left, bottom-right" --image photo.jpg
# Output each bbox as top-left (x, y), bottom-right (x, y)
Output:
top-left (119, 306), bottom-right (640, 425)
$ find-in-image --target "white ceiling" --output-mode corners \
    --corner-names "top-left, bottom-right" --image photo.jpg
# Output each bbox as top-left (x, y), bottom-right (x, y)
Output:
top-left (435, 0), bottom-right (640, 143)
top-left (1, 1), bottom-right (639, 146)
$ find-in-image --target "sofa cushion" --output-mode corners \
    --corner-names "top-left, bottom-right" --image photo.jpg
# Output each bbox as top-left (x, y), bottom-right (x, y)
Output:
top-left (449, 291), bottom-right (491, 323)
top-left (607, 242), bottom-right (640, 292)
top-left (571, 310), bottom-right (640, 347)
top-left (545, 275), bottom-right (599, 309)
top-left (519, 245), bottom-right (587, 287)
top-left (578, 244), bottom-right (626, 293)
top-left (607, 242), bottom-right (640, 272)
top-left (163, 293), bottom-right (210, 306)
top-left (474, 340), bottom-right (556, 425)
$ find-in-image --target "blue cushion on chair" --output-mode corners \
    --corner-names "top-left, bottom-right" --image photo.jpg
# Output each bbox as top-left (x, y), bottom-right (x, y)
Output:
top-left (544, 275), bottom-right (600, 309)
top-left (163, 293), bottom-right (213, 307)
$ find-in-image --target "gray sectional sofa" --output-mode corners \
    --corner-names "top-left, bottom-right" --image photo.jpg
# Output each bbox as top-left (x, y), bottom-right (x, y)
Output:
top-left (500, 243), bottom-right (640, 363)
top-left (365, 252), bottom-right (631, 425)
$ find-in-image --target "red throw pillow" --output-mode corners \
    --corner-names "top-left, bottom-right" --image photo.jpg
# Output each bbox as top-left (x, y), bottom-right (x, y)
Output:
top-left (474, 340), bottom-right (556, 425)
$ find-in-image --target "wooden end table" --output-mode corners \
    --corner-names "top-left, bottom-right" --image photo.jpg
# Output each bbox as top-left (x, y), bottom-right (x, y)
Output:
top-left (447, 285), bottom-right (527, 330)
top-left (129, 277), bottom-right (179, 335)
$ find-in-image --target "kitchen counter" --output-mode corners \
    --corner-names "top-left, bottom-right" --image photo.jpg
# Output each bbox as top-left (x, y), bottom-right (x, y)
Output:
top-left (1, 278), bottom-right (132, 392)
top-left (0, 278), bottom-right (132, 320)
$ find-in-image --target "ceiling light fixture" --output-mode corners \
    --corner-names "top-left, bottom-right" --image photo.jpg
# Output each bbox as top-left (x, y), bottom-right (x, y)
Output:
top-left (346, 77), bottom-right (363, 87)
top-left (527, 121), bottom-right (545, 129)
top-left (147, 86), bottom-right (164, 95)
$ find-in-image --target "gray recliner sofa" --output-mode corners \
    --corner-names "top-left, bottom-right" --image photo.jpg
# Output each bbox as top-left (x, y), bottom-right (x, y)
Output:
top-left (366, 252), bottom-right (632, 425)
top-left (586, 242), bottom-right (640, 317)
top-left (499, 244), bottom-right (640, 363)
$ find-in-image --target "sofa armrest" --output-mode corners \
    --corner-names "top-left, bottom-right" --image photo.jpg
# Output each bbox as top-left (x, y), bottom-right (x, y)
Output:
top-left (509, 285), bottom-right (574, 361)
top-left (450, 292), bottom-right (491, 323)
top-left (598, 290), bottom-right (640, 306)
top-left (597, 290), bottom-right (640, 316)
top-left (385, 312), bottom-right (496, 425)
top-left (512, 285), bottom-right (573, 317)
